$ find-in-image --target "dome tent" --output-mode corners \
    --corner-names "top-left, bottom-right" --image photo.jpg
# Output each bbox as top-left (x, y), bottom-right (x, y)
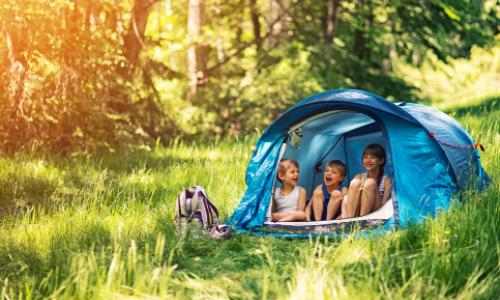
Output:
top-left (228, 89), bottom-right (489, 237)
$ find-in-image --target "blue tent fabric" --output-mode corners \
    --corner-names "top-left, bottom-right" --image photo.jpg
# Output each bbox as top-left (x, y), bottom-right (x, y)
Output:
top-left (228, 89), bottom-right (489, 236)
top-left (399, 103), bottom-right (490, 189)
top-left (379, 112), bottom-right (456, 225)
top-left (229, 138), bottom-right (283, 229)
top-left (261, 89), bottom-right (420, 139)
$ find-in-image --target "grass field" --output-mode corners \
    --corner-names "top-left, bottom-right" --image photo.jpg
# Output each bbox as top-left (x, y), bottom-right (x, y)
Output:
top-left (0, 96), bottom-right (499, 299)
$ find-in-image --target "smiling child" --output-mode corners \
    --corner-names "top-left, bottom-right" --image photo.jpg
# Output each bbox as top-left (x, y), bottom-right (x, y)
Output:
top-left (271, 159), bottom-right (307, 222)
top-left (308, 160), bottom-right (347, 221)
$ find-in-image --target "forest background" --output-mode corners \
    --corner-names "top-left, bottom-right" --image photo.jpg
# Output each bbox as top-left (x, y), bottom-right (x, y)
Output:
top-left (1, 0), bottom-right (498, 154)
top-left (0, 1), bottom-right (499, 299)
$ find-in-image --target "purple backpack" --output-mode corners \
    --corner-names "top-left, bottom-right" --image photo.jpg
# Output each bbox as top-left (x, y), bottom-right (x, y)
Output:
top-left (175, 186), bottom-right (231, 239)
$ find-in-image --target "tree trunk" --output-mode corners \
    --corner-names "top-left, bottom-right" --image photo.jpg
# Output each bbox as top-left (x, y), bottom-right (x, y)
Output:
top-left (187, 0), bottom-right (207, 100)
top-left (4, 27), bottom-right (28, 152)
top-left (324, 0), bottom-right (341, 44)
top-left (235, 1), bottom-right (244, 45)
top-left (123, 0), bottom-right (157, 67)
top-left (365, 0), bottom-right (374, 62)
top-left (4, 28), bottom-right (27, 117)
top-left (353, 0), bottom-right (367, 60)
top-left (249, 0), bottom-right (262, 56)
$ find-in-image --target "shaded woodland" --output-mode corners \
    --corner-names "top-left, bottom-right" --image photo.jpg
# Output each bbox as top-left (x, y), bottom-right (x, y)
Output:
top-left (0, 0), bottom-right (497, 153)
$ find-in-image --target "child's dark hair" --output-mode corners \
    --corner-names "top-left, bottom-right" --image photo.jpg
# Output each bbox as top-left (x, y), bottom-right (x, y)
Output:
top-left (277, 159), bottom-right (299, 183)
top-left (326, 160), bottom-right (346, 177)
top-left (362, 144), bottom-right (386, 185)
top-left (362, 144), bottom-right (386, 165)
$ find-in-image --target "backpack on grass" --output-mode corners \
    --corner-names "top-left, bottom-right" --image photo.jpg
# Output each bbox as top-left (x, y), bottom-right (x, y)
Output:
top-left (175, 186), bottom-right (231, 239)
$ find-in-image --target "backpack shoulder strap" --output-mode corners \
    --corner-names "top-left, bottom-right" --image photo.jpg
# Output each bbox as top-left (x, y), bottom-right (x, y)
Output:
top-left (176, 188), bottom-right (193, 220)
top-left (193, 186), bottom-right (220, 228)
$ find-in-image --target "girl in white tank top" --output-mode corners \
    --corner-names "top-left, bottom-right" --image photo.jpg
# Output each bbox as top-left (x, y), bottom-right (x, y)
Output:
top-left (271, 159), bottom-right (307, 222)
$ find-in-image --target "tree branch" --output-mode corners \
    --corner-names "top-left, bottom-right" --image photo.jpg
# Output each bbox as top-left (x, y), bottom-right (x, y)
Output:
top-left (144, 58), bottom-right (186, 80)
top-left (206, 5), bottom-right (289, 75)
top-left (123, 0), bottom-right (159, 67)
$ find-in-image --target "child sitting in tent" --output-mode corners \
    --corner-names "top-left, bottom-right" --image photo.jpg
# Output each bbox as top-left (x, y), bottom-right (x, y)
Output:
top-left (271, 159), bottom-right (307, 222)
top-left (308, 160), bottom-right (347, 221)
top-left (342, 144), bottom-right (392, 218)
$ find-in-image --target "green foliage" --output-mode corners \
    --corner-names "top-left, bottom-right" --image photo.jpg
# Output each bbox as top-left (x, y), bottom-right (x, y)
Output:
top-left (0, 0), bottom-right (172, 154)
top-left (0, 0), bottom-right (497, 151)
top-left (197, 44), bottom-right (322, 136)
top-left (145, 0), bottom-right (497, 137)
top-left (394, 39), bottom-right (500, 107)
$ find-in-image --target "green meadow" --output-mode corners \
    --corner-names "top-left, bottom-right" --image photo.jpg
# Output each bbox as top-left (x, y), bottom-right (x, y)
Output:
top-left (0, 95), bottom-right (498, 299)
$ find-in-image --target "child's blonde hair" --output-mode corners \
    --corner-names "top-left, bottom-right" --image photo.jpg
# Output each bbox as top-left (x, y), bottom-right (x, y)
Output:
top-left (277, 159), bottom-right (299, 183)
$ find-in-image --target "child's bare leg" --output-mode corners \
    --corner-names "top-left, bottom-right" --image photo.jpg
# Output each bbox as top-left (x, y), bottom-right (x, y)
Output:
top-left (326, 191), bottom-right (343, 220)
top-left (278, 211), bottom-right (307, 222)
top-left (345, 178), bottom-right (362, 218)
top-left (311, 189), bottom-right (324, 221)
top-left (360, 178), bottom-right (377, 216)
top-left (304, 204), bottom-right (312, 221)
top-left (340, 195), bottom-right (349, 219)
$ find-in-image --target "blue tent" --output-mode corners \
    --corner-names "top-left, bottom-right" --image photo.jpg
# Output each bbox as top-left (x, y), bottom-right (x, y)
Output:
top-left (229, 89), bottom-right (489, 237)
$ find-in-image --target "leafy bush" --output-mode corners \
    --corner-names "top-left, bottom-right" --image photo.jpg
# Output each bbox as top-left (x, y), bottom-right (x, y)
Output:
top-left (0, 0), bottom-right (170, 154)
top-left (394, 38), bottom-right (500, 107)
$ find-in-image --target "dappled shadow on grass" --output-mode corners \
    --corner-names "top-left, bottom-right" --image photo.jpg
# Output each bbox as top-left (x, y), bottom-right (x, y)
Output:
top-left (0, 158), bottom-right (64, 215)
top-left (171, 236), bottom-right (265, 276)
top-left (0, 219), bottom-right (114, 297)
top-left (0, 146), bottom-right (239, 214)
top-left (0, 238), bottom-right (45, 281)
top-left (89, 151), bottom-right (199, 174)
top-left (47, 221), bottom-right (113, 269)
top-left (0, 174), bottom-right (58, 213)
top-left (87, 139), bottom-right (251, 175)
top-left (167, 235), bottom-right (309, 299)
top-left (0, 130), bottom-right (250, 217)
top-left (154, 212), bottom-right (309, 296)
top-left (154, 216), bottom-right (268, 279)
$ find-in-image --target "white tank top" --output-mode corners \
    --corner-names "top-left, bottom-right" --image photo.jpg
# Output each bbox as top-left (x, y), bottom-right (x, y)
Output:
top-left (273, 186), bottom-right (300, 213)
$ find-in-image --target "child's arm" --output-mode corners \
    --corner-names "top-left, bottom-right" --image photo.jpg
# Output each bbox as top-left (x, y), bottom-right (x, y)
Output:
top-left (297, 187), bottom-right (307, 211)
top-left (381, 177), bottom-right (393, 204)
top-left (271, 211), bottom-right (288, 221)
top-left (341, 187), bottom-right (348, 196)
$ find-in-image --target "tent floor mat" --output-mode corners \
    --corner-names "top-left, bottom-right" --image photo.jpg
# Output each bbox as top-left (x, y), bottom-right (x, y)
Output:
top-left (263, 199), bottom-right (393, 234)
